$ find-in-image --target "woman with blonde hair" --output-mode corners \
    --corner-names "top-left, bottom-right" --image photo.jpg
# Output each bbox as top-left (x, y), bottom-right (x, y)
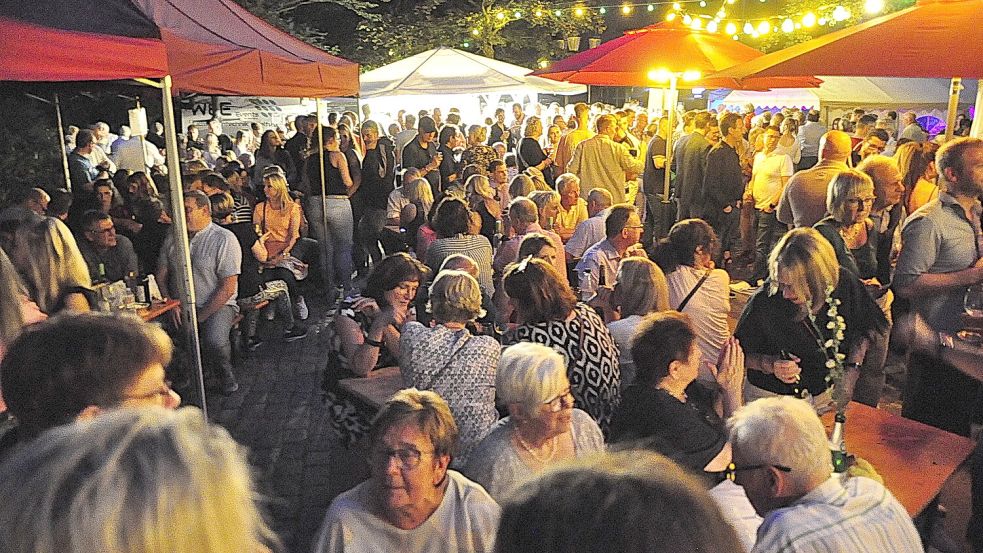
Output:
top-left (399, 177), bottom-right (435, 254)
top-left (465, 342), bottom-right (603, 502)
top-left (734, 228), bottom-right (886, 406)
top-left (400, 270), bottom-right (500, 466)
top-left (518, 116), bottom-right (554, 186)
top-left (604, 258), bottom-right (671, 387)
top-left (528, 189), bottom-right (560, 231)
top-left (509, 173), bottom-right (535, 200)
top-left (461, 125), bottom-right (498, 175)
top-left (7, 217), bottom-right (91, 314)
top-left (466, 174), bottom-right (501, 242)
top-left (895, 140), bottom-right (940, 213)
top-left (253, 167), bottom-right (306, 318)
top-left (0, 407), bottom-right (278, 553)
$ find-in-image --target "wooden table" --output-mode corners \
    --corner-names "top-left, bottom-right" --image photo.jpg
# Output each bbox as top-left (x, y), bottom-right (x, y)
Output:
top-left (823, 402), bottom-right (975, 517)
top-left (338, 366), bottom-right (404, 411)
top-left (136, 298), bottom-right (181, 323)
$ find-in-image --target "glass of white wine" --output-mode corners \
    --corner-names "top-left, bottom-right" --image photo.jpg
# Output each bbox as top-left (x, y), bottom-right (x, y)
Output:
top-left (959, 283), bottom-right (983, 345)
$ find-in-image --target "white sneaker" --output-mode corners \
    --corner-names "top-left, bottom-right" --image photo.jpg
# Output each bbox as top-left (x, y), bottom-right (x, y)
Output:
top-left (295, 296), bottom-right (309, 320)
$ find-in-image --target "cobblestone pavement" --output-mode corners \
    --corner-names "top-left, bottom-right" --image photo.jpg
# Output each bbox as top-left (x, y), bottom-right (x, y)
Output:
top-left (199, 295), bottom-right (367, 553)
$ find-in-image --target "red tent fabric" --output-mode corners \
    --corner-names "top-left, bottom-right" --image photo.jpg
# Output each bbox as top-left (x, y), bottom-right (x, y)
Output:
top-left (708, 0), bottom-right (983, 83)
top-left (532, 20), bottom-right (820, 90)
top-left (133, 0), bottom-right (359, 97)
top-left (0, 0), bottom-right (359, 97)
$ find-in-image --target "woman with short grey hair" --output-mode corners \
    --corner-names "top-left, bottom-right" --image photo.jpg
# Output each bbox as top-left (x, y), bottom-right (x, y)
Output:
top-left (464, 342), bottom-right (604, 502)
top-left (314, 389), bottom-right (500, 553)
top-left (400, 270), bottom-right (500, 466)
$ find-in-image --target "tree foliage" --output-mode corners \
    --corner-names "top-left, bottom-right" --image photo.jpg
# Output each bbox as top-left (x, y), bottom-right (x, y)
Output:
top-left (756, 0), bottom-right (915, 52)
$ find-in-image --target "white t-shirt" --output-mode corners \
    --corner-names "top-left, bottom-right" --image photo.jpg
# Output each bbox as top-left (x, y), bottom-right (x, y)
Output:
top-left (667, 266), bottom-right (731, 381)
top-left (313, 470), bottom-right (500, 553)
top-left (750, 151), bottom-right (794, 210)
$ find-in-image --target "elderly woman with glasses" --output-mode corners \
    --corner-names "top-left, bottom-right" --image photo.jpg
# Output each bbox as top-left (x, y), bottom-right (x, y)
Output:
top-left (400, 270), bottom-right (500, 467)
top-left (464, 343), bottom-right (603, 502)
top-left (314, 389), bottom-right (500, 553)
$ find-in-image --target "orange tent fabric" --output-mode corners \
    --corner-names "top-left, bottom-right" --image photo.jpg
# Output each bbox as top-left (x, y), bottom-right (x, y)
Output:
top-left (531, 20), bottom-right (820, 90)
top-left (133, 0), bottom-right (359, 97)
top-left (709, 0), bottom-right (983, 83)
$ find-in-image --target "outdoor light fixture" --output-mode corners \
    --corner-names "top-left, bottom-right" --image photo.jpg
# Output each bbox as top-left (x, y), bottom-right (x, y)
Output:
top-left (574, 7), bottom-right (585, 17)
top-left (757, 20), bottom-right (770, 34)
top-left (666, 12), bottom-right (677, 21)
top-left (717, 8), bottom-right (726, 17)
top-left (622, 4), bottom-right (632, 14)
top-left (699, 1), bottom-right (707, 6)
top-left (781, 18), bottom-right (794, 32)
top-left (647, 4), bottom-right (655, 11)
top-left (802, 12), bottom-right (816, 26)
top-left (682, 70), bottom-right (701, 82)
top-left (673, 2), bottom-right (682, 10)
top-left (864, 0), bottom-right (884, 14)
top-left (743, 21), bottom-right (754, 34)
top-left (535, 9), bottom-right (543, 16)
top-left (496, 11), bottom-right (506, 20)
top-left (706, 20), bottom-right (718, 32)
top-left (472, 28), bottom-right (480, 35)
top-left (832, 6), bottom-right (850, 21)
top-left (682, 14), bottom-right (692, 24)
top-left (725, 21), bottom-right (737, 34)
top-left (647, 68), bottom-right (674, 82)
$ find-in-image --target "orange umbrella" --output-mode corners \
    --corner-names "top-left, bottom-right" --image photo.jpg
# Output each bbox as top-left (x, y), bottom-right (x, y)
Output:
top-left (531, 19), bottom-right (820, 90)
top-left (708, 0), bottom-right (983, 138)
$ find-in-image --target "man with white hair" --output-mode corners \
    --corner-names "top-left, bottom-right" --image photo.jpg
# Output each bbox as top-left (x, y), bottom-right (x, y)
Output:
top-left (899, 112), bottom-right (928, 143)
top-left (554, 173), bottom-right (587, 242)
top-left (87, 122), bottom-right (117, 174)
top-left (111, 125), bottom-right (165, 174)
top-left (565, 188), bottom-right (613, 260)
top-left (728, 396), bottom-right (922, 553)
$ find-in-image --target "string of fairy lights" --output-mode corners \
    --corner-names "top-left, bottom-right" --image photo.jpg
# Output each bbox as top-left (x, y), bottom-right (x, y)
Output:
top-left (469, 0), bottom-right (889, 41)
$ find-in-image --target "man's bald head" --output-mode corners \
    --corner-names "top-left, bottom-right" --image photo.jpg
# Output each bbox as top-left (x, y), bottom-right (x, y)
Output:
top-left (818, 131), bottom-right (852, 163)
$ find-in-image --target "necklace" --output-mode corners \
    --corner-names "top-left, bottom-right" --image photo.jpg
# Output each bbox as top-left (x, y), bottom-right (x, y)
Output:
top-left (514, 429), bottom-right (557, 464)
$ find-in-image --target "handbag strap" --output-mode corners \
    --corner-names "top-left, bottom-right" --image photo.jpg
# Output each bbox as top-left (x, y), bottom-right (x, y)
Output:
top-left (417, 331), bottom-right (473, 390)
top-left (677, 269), bottom-right (712, 312)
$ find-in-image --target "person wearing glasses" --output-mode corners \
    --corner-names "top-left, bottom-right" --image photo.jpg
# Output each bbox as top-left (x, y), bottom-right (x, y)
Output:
top-left (574, 204), bottom-right (647, 299)
top-left (814, 169), bottom-right (892, 407)
top-left (728, 396), bottom-right (921, 553)
top-left (77, 209), bottom-right (138, 283)
top-left (464, 343), bottom-right (603, 503)
top-left (0, 312), bottom-right (179, 459)
top-left (314, 388), bottom-right (499, 553)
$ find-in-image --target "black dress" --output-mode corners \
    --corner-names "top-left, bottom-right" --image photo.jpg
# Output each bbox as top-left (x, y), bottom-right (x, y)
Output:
top-left (517, 137), bottom-right (554, 187)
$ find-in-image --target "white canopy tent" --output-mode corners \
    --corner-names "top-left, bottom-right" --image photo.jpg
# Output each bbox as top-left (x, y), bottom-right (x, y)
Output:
top-left (359, 47), bottom-right (586, 123)
top-left (713, 77), bottom-right (979, 128)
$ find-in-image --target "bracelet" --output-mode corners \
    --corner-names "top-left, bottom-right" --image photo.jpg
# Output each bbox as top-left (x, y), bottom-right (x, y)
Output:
top-left (364, 337), bottom-right (384, 348)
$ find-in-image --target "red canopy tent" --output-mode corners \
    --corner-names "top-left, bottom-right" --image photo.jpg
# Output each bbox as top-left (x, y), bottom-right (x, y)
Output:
top-left (706, 0), bottom-right (983, 138)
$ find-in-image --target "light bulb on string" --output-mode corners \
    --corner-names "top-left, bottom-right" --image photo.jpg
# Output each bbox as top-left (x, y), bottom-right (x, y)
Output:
top-left (691, 17), bottom-right (702, 30)
top-left (699, 0), bottom-right (707, 7)
top-left (574, 6), bottom-right (585, 17)
top-left (743, 21), bottom-right (754, 34)
top-left (802, 12), bottom-right (816, 27)
top-left (599, 7), bottom-right (606, 14)
top-left (666, 12), bottom-right (677, 21)
top-left (472, 28), bottom-right (480, 35)
top-left (706, 20), bottom-right (718, 32)
top-left (757, 20), bottom-right (770, 34)
top-left (622, 4), bottom-right (632, 14)
top-left (514, 10), bottom-right (522, 17)
top-left (555, 9), bottom-right (562, 16)
top-left (496, 11), bottom-right (506, 20)
top-left (539, 59), bottom-right (549, 68)
top-left (818, 17), bottom-right (827, 24)
top-left (717, 8), bottom-right (726, 17)
top-left (534, 9), bottom-right (543, 17)
top-left (781, 18), bottom-right (794, 33)
top-left (672, 2), bottom-right (682, 10)
top-left (726, 0), bottom-right (735, 3)
top-left (683, 14), bottom-right (692, 24)
top-left (725, 21), bottom-right (737, 34)
top-left (732, 34), bottom-right (739, 40)
top-left (864, 0), bottom-right (884, 14)
top-left (647, 4), bottom-right (655, 11)
top-left (832, 6), bottom-right (850, 21)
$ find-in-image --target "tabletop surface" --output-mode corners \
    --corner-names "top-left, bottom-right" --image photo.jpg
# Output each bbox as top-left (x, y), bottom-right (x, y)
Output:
top-left (136, 298), bottom-right (181, 322)
top-left (823, 402), bottom-right (975, 517)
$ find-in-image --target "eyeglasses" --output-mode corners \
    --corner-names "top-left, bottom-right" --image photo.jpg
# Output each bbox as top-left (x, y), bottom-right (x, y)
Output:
top-left (371, 447), bottom-right (434, 470)
top-left (123, 380), bottom-right (173, 402)
top-left (89, 225), bottom-right (116, 235)
top-left (544, 389), bottom-right (575, 412)
top-left (721, 462), bottom-right (792, 481)
top-left (844, 197), bottom-right (876, 206)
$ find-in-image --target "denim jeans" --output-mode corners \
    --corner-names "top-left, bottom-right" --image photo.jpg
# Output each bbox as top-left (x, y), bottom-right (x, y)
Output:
top-left (305, 195), bottom-right (353, 293)
top-left (199, 304), bottom-right (238, 379)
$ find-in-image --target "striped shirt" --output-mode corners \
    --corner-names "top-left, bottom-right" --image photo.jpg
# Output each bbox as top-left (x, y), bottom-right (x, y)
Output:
top-left (424, 234), bottom-right (494, 292)
top-left (751, 475), bottom-right (923, 553)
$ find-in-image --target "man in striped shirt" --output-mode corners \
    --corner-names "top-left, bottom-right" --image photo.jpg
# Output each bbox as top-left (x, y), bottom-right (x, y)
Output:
top-left (728, 397), bottom-right (922, 553)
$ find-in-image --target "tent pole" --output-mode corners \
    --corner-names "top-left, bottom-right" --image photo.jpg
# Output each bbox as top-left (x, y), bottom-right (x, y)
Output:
top-left (316, 97), bottom-right (329, 294)
top-left (662, 78), bottom-right (677, 200)
top-left (944, 77), bottom-right (962, 141)
top-left (54, 93), bottom-right (71, 191)
top-left (161, 75), bottom-right (208, 415)
top-left (972, 79), bottom-right (983, 139)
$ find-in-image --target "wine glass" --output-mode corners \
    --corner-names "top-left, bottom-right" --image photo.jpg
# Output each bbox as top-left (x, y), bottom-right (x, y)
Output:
top-left (965, 283), bottom-right (983, 319)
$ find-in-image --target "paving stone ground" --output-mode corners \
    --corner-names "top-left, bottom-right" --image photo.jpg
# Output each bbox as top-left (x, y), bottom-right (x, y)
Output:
top-left (198, 294), bottom-right (368, 553)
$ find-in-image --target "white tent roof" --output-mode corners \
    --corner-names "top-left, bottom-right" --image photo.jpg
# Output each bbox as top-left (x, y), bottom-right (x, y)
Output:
top-left (717, 77), bottom-right (979, 110)
top-left (359, 47), bottom-right (587, 98)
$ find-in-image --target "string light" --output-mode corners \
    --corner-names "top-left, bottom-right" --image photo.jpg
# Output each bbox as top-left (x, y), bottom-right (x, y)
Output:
top-left (757, 20), bottom-right (771, 34)
top-left (513, 10), bottom-right (522, 17)
top-left (691, 17), bottom-right (702, 29)
top-left (781, 18), bottom-right (794, 32)
top-left (716, 8), bottom-right (726, 18)
top-left (682, 13), bottom-right (692, 24)
top-left (743, 21), bottom-right (754, 34)
top-left (599, 7), bottom-right (607, 13)
top-left (496, 11), bottom-right (505, 20)
top-left (818, 16), bottom-right (828, 24)
top-left (832, 5), bottom-right (850, 21)
top-left (699, 0), bottom-right (707, 6)
top-left (471, 28), bottom-right (480, 35)
top-left (802, 12), bottom-right (816, 27)
top-left (554, 9), bottom-right (562, 16)
top-left (672, 2), bottom-right (681, 10)
top-left (534, 9), bottom-right (543, 16)
top-left (574, 6), bottom-right (585, 17)
top-left (725, 21), bottom-right (737, 34)
top-left (864, 0), bottom-right (884, 14)
top-left (647, 4), bottom-right (654, 11)
top-left (666, 11), bottom-right (677, 20)
top-left (621, 4), bottom-right (632, 14)
top-left (706, 20), bottom-right (718, 32)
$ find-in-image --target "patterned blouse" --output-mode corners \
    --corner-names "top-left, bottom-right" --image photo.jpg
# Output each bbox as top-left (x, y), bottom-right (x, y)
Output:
top-left (461, 144), bottom-right (499, 175)
top-left (400, 322), bottom-right (500, 466)
top-left (506, 303), bottom-right (621, 433)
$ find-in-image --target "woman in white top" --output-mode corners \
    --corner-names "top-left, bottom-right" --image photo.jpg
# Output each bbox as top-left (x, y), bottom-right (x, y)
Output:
top-left (602, 258), bottom-right (671, 387)
top-left (464, 343), bottom-right (604, 503)
top-left (773, 118), bottom-right (802, 165)
top-left (654, 219), bottom-right (732, 382)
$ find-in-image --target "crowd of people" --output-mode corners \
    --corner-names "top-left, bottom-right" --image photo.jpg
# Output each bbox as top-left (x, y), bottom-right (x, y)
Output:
top-left (0, 98), bottom-right (980, 553)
